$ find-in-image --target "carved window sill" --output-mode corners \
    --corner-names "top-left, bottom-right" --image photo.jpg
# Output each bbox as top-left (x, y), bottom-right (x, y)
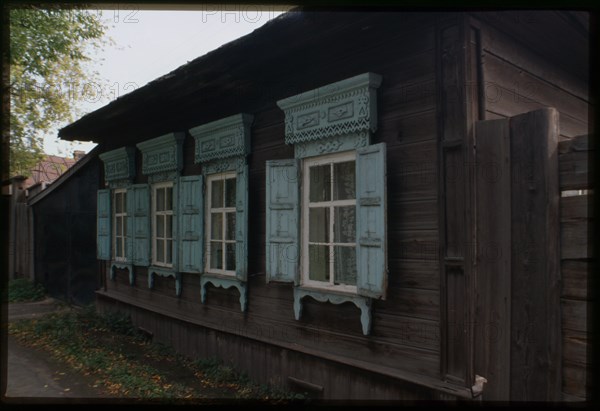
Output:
top-left (293, 286), bottom-right (372, 335)
top-left (148, 266), bottom-right (181, 296)
top-left (200, 274), bottom-right (247, 312)
top-left (110, 262), bottom-right (134, 285)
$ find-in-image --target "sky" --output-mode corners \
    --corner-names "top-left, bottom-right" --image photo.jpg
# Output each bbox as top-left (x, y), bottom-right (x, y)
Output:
top-left (45, 5), bottom-right (290, 157)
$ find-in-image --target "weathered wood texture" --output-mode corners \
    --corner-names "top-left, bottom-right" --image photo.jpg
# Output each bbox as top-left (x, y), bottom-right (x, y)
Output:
top-left (475, 12), bottom-right (590, 141)
top-left (509, 108), bottom-right (561, 401)
top-left (96, 291), bottom-right (468, 400)
top-left (98, 13), bottom-right (448, 400)
top-left (31, 156), bottom-right (101, 305)
top-left (474, 119), bottom-right (511, 400)
top-left (558, 135), bottom-right (593, 400)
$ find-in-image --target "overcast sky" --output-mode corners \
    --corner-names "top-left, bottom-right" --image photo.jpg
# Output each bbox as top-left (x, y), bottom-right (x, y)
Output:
top-left (46, 5), bottom-right (289, 157)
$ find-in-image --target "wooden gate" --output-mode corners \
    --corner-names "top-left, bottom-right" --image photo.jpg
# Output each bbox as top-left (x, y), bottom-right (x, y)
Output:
top-left (473, 107), bottom-right (592, 401)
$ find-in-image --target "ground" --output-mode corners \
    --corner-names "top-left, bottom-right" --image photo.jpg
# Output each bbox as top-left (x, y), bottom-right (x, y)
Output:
top-left (3, 297), bottom-right (299, 405)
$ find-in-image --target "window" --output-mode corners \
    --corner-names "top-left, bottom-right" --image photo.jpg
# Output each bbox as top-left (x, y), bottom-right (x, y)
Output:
top-left (113, 189), bottom-right (128, 261)
top-left (302, 151), bottom-right (357, 292)
top-left (206, 172), bottom-right (237, 275)
top-left (268, 72), bottom-right (385, 335)
top-left (153, 182), bottom-right (174, 267)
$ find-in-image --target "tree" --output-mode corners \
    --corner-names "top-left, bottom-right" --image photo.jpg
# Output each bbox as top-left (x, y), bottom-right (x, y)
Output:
top-left (9, 5), bottom-right (109, 176)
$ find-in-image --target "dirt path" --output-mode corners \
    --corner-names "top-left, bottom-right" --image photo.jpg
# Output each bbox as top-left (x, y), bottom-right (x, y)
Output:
top-left (5, 334), bottom-right (106, 401)
top-left (4, 298), bottom-right (108, 402)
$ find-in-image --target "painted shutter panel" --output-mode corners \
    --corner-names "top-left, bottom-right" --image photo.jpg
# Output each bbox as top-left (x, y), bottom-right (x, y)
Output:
top-left (356, 143), bottom-right (388, 299)
top-left (131, 184), bottom-right (150, 266)
top-left (178, 175), bottom-right (203, 273)
top-left (125, 189), bottom-right (134, 261)
top-left (265, 159), bottom-right (300, 284)
top-left (97, 189), bottom-right (111, 260)
top-left (171, 181), bottom-right (179, 272)
top-left (235, 164), bottom-right (249, 281)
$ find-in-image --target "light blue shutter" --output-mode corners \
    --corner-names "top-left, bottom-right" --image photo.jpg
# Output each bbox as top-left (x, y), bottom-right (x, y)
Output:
top-left (171, 181), bottom-right (179, 271)
top-left (131, 184), bottom-right (150, 266)
top-left (356, 143), bottom-right (388, 299)
top-left (125, 189), bottom-right (134, 261)
top-left (178, 175), bottom-right (203, 273)
top-left (265, 159), bottom-right (300, 284)
top-left (235, 164), bottom-right (249, 281)
top-left (97, 189), bottom-right (111, 260)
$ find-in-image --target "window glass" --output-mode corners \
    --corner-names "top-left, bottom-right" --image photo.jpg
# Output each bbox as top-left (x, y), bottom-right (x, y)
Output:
top-left (304, 154), bottom-right (357, 290)
top-left (309, 165), bottom-right (331, 202)
top-left (211, 180), bottom-right (224, 208)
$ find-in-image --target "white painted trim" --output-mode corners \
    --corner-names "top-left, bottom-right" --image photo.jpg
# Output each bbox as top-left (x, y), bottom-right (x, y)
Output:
top-left (113, 188), bottom-right (128, 262)
top-left (205, 171), bottom-right (237, 276)
top-left (152, 181), bottom-right (174, 267)
top-left (301, 151), bottom-right (358, 291)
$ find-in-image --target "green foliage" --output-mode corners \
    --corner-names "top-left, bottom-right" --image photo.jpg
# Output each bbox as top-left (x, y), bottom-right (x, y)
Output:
top-left (9, 5), bottom-right (111, 176)
top-left (8, 278), bottom-right (46, 302)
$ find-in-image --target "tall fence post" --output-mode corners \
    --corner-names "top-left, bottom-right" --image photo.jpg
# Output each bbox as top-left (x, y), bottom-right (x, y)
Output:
top-left (509, 108), bottom-right (561, 401)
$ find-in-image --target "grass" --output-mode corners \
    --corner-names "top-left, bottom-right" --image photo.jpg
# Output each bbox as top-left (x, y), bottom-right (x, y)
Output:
top-left (8, 278), bottom-right (46, 302)
top-left (8, 305), bottom-right (307, 403)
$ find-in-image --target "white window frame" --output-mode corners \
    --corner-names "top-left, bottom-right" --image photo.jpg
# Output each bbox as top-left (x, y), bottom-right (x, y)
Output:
top-left (301, 150), bottom-right (357, 293)
top-left (205, 171), bottom-right (237, 276)
top-left (113, 188), bottom-right (127, 262)
top-left (152, 181), bottom-right (174, 268)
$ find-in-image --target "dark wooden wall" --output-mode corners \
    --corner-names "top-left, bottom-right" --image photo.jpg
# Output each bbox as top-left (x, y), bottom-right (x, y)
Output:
top-left (32, 156), bottom-right (101, 305)
top-left (94, 11), bottom-right (591, 400)
top-left (100, 12), bottom-right (457, 399)
top-left (473, 12), bottom-right (589, 141)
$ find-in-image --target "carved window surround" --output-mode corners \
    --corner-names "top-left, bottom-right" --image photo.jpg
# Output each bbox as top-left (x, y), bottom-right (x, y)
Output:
top-left (276, 72), bottom-right (382, 158)
top-left (110, 262), bottom-right (134, 286)
top-left (200, 275), bottom-right (247, 312)
top-left (293, 287), bottom-right (372, 336)
top-left (137, 132), bottom-right (185, 293)
top-left (189, 113), bottom-right (253, 312)
top-left (190, 113), bottom-right (253, 164)
top-left (274, 73), bottom-right (382, 335)
top-left (148, 266), bottom-right (182, 297)
top-left (99, 147), bottom-right (136, 188)
top-left (136, 132), bottom-right (185, 183)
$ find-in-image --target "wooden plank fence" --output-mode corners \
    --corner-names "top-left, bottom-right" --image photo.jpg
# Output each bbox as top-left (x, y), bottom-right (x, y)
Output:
top-left (475, 109), bottom-right (591, 401)
top-left (558, 134), bottom-right (592, 401)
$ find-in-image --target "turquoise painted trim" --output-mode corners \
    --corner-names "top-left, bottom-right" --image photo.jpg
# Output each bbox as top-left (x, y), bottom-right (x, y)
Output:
top-left (200, 275), bottom-right (247, 312)
top-left (265, 159), bottom-right (300, 284)
top-left (294, 130), bottom-right (370, 159)
top-left (201, 157), bottom-right (245, 176)
top-left (131, 184), bottom-right (150, 266)
top-left (178, 175), bottom-right (204, 273)
top-left (276, 72), bottom-right (382, 145)
top-left (235, 164), bottom-right (248, 282)
top-left (356, 143), bottom-right (388, 299)
top-left (110, 262), bottom-right (134, 285)
top-left (99, 147), bottom-right (136, 184)
top-left (293, 287), bottom-right (372, 336)
top-left (189, 113), bottom-right (253, 164)
top-left (136, 132), bottom-right (185, 176)
top-left (148, 267), bottom-right (181, 297)
top-left (97, 189), bottom-right (111, 260)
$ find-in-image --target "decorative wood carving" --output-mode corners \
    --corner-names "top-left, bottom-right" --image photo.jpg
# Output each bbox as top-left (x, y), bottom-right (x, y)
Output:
top-left (136, 132), bottom-right (185, 177)
top-left (148, 267), bottom-right (181, 296)
top-left (293, 287), bottom-right (372, 335)
top-left (99, 147), bottom-right (136, 186)
top-left (189, 113), bottom-right (254, 164)
top-left (200, 275), bottom-right (247, 312)
top-left (277, 72), bottom-right (382, 146)
top-left (110, 262), bottom-right (134, 285)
